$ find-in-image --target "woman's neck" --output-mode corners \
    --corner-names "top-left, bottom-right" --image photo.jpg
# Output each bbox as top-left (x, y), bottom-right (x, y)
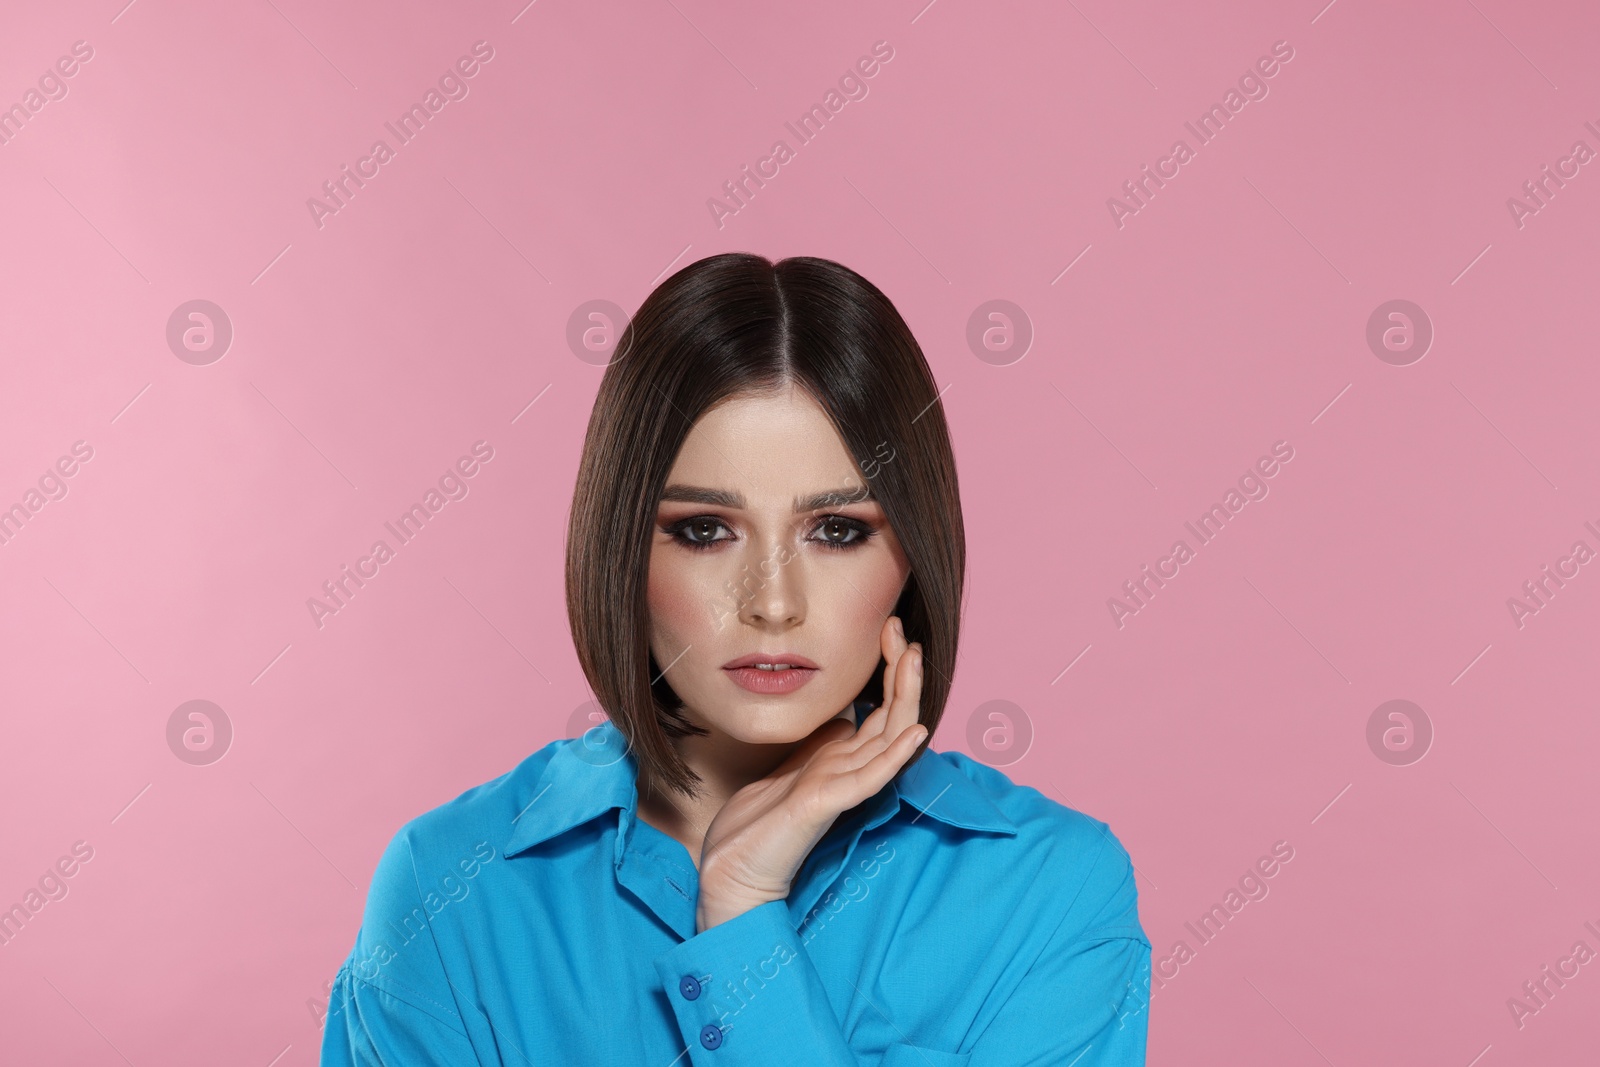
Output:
top-left (634, 732), bottom-right (800, 870)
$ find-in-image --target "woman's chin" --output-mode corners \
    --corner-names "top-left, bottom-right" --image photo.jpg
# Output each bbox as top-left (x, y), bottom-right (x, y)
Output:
top-left (706, 702), bottom-right (840, 746)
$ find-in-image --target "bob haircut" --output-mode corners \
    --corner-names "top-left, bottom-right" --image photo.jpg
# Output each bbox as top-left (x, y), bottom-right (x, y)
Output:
top-left (565, 252), bottom-right (965, 801)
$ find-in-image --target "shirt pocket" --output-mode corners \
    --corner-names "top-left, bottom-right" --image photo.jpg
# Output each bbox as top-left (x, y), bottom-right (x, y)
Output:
top-left (880, 1042), bottom-right (971, 1067)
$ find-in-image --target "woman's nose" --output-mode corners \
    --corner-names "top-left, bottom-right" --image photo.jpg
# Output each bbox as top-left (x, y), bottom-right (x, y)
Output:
top-left (739, 541), bottom-right (805, 627)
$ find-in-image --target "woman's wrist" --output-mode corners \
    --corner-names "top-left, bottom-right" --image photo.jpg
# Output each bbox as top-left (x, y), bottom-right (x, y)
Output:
top-left (696, 881), bottom-right (784, 933)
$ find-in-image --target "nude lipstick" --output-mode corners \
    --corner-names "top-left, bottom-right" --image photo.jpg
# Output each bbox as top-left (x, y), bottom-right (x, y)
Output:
top-left (721, 652), bottom-right (819, 695)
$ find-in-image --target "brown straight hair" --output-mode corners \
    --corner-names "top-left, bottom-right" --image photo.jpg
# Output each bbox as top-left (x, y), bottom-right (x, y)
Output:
top-left (565, 252), bottom-right (965, 801)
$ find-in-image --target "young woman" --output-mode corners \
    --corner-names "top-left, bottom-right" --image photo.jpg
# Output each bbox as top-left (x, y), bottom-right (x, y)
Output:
top-left (320, 253), bottom-right (1151, 1065)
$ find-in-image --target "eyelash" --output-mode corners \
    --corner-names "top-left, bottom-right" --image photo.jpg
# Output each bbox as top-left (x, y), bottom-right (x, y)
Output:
top-left (663, 515), bottom-right (875, 552)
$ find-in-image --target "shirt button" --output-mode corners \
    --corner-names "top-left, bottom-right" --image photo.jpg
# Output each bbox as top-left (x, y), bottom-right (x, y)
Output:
top-left (699, 1024), bottom-right (723, 1050)
top-left (678, 974), bottom-right (702, 1000)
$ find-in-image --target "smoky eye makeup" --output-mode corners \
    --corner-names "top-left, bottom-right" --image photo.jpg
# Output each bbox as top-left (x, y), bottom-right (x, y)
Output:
top-left (660, 515), bottom-right (734, 550)
top-left (808, 514), bottom-right (876, 549)
top-left (659, 513), bottom-right (879, 552)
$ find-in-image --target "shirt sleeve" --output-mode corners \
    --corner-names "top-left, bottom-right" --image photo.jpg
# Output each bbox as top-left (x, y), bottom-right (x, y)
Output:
top-left (319, 829), bottom-right (485, 1066)
top-left (968, 830), bottom-right (1153, 1067)
top-left (652, 831), bottom-right (1152, 1067)
top-left (652, 899), bottom-right (859, 1065)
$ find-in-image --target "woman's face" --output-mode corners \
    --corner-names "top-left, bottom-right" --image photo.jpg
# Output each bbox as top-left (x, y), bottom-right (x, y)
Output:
top-left (647, 385), bottom-right (911, 747)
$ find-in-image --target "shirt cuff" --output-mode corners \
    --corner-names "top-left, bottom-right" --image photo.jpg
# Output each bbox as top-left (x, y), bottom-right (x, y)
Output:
top-left (653, 899), bottom-right (858, 1065)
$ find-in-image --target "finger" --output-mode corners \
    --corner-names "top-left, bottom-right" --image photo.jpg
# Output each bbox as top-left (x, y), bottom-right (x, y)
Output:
top-left (837, 714), bottom-right (920, 774)
top-left (859, 617), bottom-right (908, 743)
top-left (886, 639), bottom-right (923, 740)
top-left (881, 614), bottom-right (906, 713)
top-left (834, 721), bottom-right (928, 794)
top-left (772, 715), bottom-right (857, 778)
top-left (841, 646), bottom-right (923, 771)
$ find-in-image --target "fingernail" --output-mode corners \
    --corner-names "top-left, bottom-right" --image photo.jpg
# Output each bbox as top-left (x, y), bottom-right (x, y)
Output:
top-left (913, 650), bottom-right (923, 677)
top-left (894, 617), bottom-right (904, 639)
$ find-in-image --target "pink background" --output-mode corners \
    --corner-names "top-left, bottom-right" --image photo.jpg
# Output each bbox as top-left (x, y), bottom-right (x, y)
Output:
top-left (2, 0), bottom-right (1596, 1063)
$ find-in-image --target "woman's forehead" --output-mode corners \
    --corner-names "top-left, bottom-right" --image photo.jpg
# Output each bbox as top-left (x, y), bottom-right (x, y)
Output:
top-left (668, 392), bottom-right (863, 491)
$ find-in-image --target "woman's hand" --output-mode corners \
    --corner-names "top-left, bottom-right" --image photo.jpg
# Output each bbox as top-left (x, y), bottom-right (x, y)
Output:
top-left (694, 614), bottom-right (928, 932)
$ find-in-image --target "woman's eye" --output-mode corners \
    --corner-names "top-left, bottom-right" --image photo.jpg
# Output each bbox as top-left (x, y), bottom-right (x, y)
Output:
top-left (666, 515), bottom-right (873, 551)
top-left (670, 517), bottom-right (732, 548)
top-left (812, 517), bottom-right (872, 549)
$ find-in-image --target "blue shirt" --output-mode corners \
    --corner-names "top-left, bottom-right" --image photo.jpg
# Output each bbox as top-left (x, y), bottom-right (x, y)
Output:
top-left (320, 705), bottom-right (1151, 1066)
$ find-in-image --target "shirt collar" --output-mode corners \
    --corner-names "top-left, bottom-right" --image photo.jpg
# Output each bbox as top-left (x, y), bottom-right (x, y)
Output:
top-left (505, 704), bottom-right (1015, 858)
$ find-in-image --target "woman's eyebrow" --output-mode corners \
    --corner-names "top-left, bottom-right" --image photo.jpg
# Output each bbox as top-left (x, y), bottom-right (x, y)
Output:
top-left (659, 484), bottom-right (875, 511)
top-left (797, 486), bottom-right (875, 511)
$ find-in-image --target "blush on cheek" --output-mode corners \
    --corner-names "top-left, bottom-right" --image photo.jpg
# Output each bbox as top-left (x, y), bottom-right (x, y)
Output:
top-left (833, 572), bottom-right (902, 670)
top-left (647, 548), bottom-right (720, 646)
top-left (854, 563), bottom-right (906, 627)
top-left (840, 593), bottom-right (887, 643)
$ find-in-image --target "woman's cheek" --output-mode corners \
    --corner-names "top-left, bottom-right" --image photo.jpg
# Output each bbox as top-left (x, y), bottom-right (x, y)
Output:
top-left (647, 547), bottom-right (719, 643)
top-left (861, 551), bottom-right (909, 620)
top-left (834, 565), bottom-right (901, 663)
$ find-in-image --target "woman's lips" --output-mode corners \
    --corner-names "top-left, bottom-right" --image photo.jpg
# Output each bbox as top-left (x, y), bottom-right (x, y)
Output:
top-left (723, 665), bottom-right (819, 694)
